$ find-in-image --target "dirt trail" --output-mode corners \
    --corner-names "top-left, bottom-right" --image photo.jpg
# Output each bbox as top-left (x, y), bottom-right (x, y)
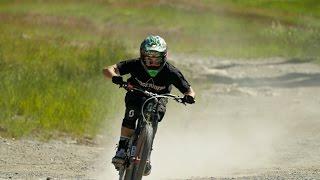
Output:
top-left (1, 56), bottom-right (320, 179)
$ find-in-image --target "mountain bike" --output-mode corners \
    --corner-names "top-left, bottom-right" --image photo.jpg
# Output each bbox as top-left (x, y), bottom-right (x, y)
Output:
top-left (115, 81), bottom-right (186, 180)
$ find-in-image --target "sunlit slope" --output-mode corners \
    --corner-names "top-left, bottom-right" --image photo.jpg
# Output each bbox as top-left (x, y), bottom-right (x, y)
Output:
top-left (1, 0), bottom-right (319, 58)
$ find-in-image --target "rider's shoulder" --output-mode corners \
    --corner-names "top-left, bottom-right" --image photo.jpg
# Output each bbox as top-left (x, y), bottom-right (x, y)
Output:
top-left (118, 58), bottom-right (140, 66)
top-left (121, 58), bottom-right (140, 63)
top-left (165, 61), bottom-right (182, 74)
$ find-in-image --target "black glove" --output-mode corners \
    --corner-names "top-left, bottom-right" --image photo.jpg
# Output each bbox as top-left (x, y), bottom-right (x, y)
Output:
top-left (112, 76), bottom-right (123, 85)
top-left (182, 95), bottom-right (195, 104)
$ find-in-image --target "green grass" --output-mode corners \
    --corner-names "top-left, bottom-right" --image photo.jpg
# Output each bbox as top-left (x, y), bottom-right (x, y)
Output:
top-left (0, 0), bottom-right (320, 58)
top-left (0, 0), bottom-right (319, 139)
top-left (1, 0), bottom-right (319, 60)
top-left (0, 24), bottom-right (130, 139)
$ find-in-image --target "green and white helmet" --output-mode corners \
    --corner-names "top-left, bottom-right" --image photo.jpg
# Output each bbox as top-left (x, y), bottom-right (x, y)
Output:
top-left (140, 35), bottom-right (167, 77)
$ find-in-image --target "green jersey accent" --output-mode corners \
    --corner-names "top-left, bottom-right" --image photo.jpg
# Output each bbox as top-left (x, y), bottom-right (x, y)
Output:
top-left (147, 70), bottom-right (159, 77)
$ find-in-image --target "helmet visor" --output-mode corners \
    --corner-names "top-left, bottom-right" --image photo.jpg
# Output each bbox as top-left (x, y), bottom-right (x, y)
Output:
top-left (143, 56), bottom-right (163, 67)
top-left (142, 51), bottom-right (164, 68)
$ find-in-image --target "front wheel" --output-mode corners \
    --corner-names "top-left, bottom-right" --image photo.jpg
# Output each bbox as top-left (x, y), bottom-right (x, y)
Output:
top-left (133, 124), bottom-right (153, 180)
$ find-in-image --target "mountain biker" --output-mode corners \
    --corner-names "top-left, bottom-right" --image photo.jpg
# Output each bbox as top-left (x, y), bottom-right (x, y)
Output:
top-left (103, 35), bottom-right (195, 175)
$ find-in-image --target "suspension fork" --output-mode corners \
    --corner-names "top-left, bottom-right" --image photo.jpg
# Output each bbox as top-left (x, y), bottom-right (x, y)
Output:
top-left (133, 97), bottom-right (161, 164)
top-left (130, 119), bottom-right (145, 164)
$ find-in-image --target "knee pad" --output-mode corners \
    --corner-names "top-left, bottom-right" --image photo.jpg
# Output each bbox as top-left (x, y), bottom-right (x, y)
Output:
top-left (122, 106), bottom-right (139, 129)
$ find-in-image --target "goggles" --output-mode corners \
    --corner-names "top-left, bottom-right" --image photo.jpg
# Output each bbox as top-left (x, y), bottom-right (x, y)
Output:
top-left (142, 51), bottom-right (164, 67)
top-left (143, 56), bottom-right (163, 67)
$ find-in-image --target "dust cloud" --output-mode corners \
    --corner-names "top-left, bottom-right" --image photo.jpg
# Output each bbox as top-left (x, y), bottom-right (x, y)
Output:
top-left (96, 58), bottom-right (320, 180)
top-left (99, 95), bottom-right (290, 180)
top-left (144, 95), bottom-right (287, 179)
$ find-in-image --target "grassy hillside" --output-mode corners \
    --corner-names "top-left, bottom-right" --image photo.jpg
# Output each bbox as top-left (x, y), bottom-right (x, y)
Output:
top-left (0, 0), bottom-right (319, 139)
top-left (0, 21), bottom-right (130, 139)
top-left (1, 0), bottom-right (320, 58)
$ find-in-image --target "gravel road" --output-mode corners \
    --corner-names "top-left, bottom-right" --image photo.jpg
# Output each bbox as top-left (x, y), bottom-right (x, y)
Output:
top-left (1, 56), bottom-right (320, 180)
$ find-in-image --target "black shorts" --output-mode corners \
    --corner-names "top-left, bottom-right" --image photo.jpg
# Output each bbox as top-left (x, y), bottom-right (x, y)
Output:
top-left (122, 92), bottom-right (167, 129)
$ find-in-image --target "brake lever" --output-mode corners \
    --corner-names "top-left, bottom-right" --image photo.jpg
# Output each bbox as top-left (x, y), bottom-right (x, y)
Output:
top-left (174, 97), bottom-right (186, 105)
top-left (119, 82), bottom-right (134, 91)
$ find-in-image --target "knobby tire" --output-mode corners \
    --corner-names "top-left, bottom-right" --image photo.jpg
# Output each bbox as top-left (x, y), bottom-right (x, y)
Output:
top-left (133, 124), bottom-right (153, 180)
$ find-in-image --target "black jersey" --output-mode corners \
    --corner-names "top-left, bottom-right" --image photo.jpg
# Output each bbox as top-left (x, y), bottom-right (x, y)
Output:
top-left (117, 58), bottom-right (190, 95)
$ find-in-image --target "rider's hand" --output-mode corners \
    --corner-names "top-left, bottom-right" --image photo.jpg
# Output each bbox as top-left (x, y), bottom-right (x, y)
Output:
top-left (112, 76), bottom-right (123, 85)
top-left (124, 82), bottom-right (134, 91)
top-left (182, 95), bottom-right (195, 104)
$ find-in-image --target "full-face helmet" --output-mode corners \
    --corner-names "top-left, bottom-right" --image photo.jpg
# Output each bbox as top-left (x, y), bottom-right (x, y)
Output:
top-left (140, 35), bottom-right (167, 77)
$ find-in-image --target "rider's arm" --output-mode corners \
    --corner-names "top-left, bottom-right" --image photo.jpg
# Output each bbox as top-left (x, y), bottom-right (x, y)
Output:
top-left (103, 64), bottom-right (120, 78)
top-left (184, 86), bottom-right (195, 98)
top-left (104, 59), bottom-right (138, 79)
top-left (170, 68), bottom-right (195, 97)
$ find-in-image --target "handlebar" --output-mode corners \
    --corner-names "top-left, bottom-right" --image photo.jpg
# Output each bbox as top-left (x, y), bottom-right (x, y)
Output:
top-left (119, 81), bottom-right (186, 105)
